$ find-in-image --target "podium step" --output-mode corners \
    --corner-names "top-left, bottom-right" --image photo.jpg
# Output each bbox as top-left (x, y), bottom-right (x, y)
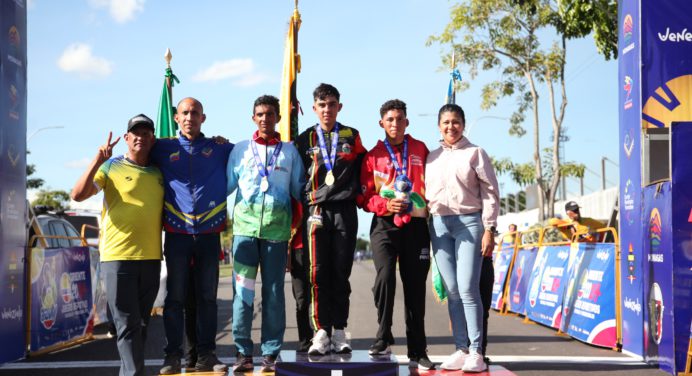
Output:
top-left (276, 350), bottom-right (398, 376)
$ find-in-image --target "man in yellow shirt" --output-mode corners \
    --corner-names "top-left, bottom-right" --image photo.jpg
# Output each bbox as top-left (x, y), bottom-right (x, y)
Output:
top-left (550, 201), bottom-right (605, 242)
top-left (71, 114), bottom-right (163, 376)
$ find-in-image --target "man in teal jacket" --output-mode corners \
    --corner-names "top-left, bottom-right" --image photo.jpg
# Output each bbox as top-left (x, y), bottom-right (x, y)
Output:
top-left (226, 95), bottom-right (305, 372)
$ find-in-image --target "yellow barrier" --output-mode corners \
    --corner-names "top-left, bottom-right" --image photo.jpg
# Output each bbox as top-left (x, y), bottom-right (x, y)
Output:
top-left (679, 337), bottom-right (692, 376)
top-left (25, 234), bottom-right (93, 357)
top-left (79, 224), bottom-right (99, 247)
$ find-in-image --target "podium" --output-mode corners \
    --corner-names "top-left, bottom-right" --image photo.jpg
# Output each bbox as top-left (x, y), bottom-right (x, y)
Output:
top-left (275, 350), bottom-right (398, 376)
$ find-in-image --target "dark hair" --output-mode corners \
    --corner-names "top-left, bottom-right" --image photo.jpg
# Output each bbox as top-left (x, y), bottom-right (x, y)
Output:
top-left (253, 95), bottom-right (280, 116)
top-left (313, 83), bottom-right (340, 101)
top-left (379, 99), bottom-right (407, 118)
top-left (438, 103), bottom-right (465, 124)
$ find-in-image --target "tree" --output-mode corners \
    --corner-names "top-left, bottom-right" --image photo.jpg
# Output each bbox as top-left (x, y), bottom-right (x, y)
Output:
top-left (428, 0), bottom-right (616, 219)
top-left (26, 151), bottom-right (44, 189)
top-left (31, 189), bottom-right (70, 211)
top-left (356, 236), bottom-right (370, 251)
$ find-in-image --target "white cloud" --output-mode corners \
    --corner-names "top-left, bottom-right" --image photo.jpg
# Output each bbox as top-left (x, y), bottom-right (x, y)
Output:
top-left (233, 73), bottom-right (270, 87)
top-left (89, 0), bottom-right (144, 23)
top-left (65, 157), bottom-right (92, 169)
top-left (57, 43), bottom-right (113, 79)
top-left (192, 59), bottom-right (255, 82)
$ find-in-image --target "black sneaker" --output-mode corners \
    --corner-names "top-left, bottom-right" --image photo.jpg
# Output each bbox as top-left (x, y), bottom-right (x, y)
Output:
top-left (411, 354), bottom-right (435, 370)
top-left (184, 356), bottom-right (197, 369)
top-left (261, 355), bottom-right (277, 372)
top-left (159, 354), bottom-right (181, 375)
top-left (297, 339), bottom-right (311, 353)
top-left (195, 352), bottom-right (228, 372)
top-left (484, 356), bottom-right (491, 365)
top-left (368, 339), bottom-right (391, 355)
top-left (233, 353), bottom-right (254, 373)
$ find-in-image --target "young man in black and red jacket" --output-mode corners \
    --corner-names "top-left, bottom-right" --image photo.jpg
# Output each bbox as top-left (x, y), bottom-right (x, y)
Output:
top-left (359, 99), bottom-right (434, 370)
top-left (294, 83), bottom-right (366, 355)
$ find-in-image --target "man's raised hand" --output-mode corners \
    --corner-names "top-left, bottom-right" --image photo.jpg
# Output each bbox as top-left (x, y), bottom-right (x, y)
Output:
top-left (98, 132), bottom-right (121, 163)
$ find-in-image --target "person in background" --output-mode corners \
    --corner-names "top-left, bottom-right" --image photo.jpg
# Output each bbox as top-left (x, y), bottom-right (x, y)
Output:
top-left (426, 104), bottom-right (500, 373)
top-left (549, 201), bottom-right (605, 242)
top-left (71, 114), bottom-right (163, 376)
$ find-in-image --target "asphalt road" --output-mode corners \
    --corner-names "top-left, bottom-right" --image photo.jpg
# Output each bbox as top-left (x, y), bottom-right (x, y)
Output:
top-left (0, 259), bottom-right (668, 376)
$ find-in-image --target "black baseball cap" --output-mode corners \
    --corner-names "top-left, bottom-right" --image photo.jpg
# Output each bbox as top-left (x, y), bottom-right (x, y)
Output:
top-left (565, 201), bottom-right (580, 212)
top-left (127, 114), bottom-right (155, 132)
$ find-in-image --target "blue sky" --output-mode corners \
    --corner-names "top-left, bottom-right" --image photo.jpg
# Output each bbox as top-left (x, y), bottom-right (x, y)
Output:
top-left (25, 0), bottom-right (618, 235)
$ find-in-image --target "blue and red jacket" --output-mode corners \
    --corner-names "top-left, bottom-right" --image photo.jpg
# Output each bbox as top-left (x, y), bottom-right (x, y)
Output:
top-left (150, 132), bottom-right (234, 234)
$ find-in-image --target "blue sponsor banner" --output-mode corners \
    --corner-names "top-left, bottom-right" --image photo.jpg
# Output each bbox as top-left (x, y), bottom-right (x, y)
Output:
top-left (563, 243), bottom-right (617, 348)
top-left (29, 247), bottom-right (93, 352)
top-left (642, 183), bottom-right (674, 373)
top-left (525, 245), bottom-right (571, 329)
top-left (671, 122), bottom-right (692, 373)
top-left (507, 246), bottom-right (538, 315)
top-left (491, 241), bottom-right (515, 311)
top-left (0, 0), bottom-right (27, 364)
top-left (618, 0), bottom-right (644, 357)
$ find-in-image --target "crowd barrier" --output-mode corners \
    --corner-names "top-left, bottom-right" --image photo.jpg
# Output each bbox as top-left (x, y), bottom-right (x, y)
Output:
top-left (25, 234), bottom-right (107, 356)
top-left (491, 225), bottom-right (622, 350)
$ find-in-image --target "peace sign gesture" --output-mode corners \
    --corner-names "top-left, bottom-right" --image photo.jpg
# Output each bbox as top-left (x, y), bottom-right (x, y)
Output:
top-left (97, 132), bottom-right (121, 163)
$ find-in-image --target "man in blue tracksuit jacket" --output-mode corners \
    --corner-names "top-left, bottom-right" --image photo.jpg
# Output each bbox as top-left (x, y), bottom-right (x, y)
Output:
top-left (150, 97), bottom-right (233, 374)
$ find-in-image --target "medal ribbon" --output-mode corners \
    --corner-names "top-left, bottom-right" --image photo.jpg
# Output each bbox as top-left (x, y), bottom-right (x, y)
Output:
top-left (315, 122), bottom-right (340, 174)
top-left (383, 137), bottom-right (408, 177)
top-left (251, 140), bottom-right (283, 179)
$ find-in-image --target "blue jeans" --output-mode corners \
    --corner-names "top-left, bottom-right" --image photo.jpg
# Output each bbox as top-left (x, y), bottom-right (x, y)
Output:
top-left (102, 260), bottom-right (161, 376)
top-left (232, 235), bottom-right (288, 356)
top-left (429, 213), bottom-right (484, 352)
top-left (163, 232), bottom-right (221, 357)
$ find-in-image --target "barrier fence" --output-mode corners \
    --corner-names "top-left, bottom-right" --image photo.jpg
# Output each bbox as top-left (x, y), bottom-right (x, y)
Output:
top-left (25, 234), bottom-right (107, 356)
top-left (492, 225), bottom-right (622, 350)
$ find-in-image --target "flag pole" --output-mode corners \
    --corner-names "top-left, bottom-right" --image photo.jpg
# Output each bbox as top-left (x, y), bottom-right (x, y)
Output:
top-left (165, 48), bottom-right (173, 99)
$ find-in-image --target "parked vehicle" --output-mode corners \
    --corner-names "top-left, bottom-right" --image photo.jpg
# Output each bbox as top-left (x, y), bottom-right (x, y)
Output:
top-left (27, 205), bottom-right (84, 248)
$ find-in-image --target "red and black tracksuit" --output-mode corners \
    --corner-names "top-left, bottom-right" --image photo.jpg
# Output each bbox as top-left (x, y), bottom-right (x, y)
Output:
top-left (295, 123), bottom-right (366, 334)
top-left (359, 135), bottom-right (431, 358)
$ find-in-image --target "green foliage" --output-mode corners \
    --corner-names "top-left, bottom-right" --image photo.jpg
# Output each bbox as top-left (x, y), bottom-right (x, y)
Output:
top-left (26, 150), bottom-right (44, 189)
top-left (31, 189), bottom-right (70, 211)
top-left (356, 237), bottom-right (370, 251)
top-left (558, 0), bottom-right (618, 60)
top-left (493, 150), bottom-right (585, 189)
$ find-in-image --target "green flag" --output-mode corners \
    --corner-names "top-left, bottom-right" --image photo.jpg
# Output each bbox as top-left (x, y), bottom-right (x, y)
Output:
top-left (156, 67), bottom-right (179, 138)
top-left (431, 253), bottom-right (448, 303)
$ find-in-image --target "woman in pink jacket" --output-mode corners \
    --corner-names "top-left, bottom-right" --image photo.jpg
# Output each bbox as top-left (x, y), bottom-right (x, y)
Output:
top-left (426, 103), bottom-right (500, 373)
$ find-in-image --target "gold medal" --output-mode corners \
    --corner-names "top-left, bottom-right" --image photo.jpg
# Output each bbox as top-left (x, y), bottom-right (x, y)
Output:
top-left (325, 171), bottom-right (335, 186)
top-left (260, 177), bottom-right (269, 192)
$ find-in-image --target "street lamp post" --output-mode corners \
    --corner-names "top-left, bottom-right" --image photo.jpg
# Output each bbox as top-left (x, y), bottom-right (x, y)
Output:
top-left (27, 126), bottom-right (64, 142)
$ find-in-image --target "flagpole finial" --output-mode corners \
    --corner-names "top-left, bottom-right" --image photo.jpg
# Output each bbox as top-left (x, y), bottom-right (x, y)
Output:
top-left (165, 48), bottom-right (172, 68)
top-left (294, 0), bottom-right (298, 10)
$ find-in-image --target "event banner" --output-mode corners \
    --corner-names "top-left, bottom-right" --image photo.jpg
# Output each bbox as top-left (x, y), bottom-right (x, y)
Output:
top-left (491, 241), bottom-right (515, 311)
top-left (88, 248), bottom-right (108, 325)
top-left (507, 246), bottom-right (538, 315)
top-left (670, 122), bottom-right (692, 373)
top-left (30, 247), bottom-right (93, 352)
top-left (0, 0), bottom-right (27, 364)
top-left (525, 245), bottom-right (571, 329)
top-left (617, 0), bottom-right (644, 357)
top-left (562, 243), bottom-right (617, 348)
top-left (641, 183), bottom-right (674, 372)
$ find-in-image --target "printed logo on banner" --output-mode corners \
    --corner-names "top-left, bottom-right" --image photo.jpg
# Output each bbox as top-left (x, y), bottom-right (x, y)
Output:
top-left (642, 75), bottom-right (692, 129)
top-left (658, 28), bottom-right (692, 43)
top-left (622, 14), bottom-right (635, 55)
top-left (649, 208), bottom-right (663, 263)
top-left (9, 84), bottom-right (19, 120)
top-left (0, 305), bottom-right (22, 321)
top-left (648, 282), bottom-right (664, 345)
top-left (624, 180), bottom-right (635, 225)
top-left (623, 128), bottom-right (635, 159)
top-left (627, 243), bottom-right (637, 283)
top-left (7, 26), bottom-right (23, 67)
top-left (624, 76), bottom-right (634, 110)
top-left (624, 297), bottom-right (642, 316)
top-left (39, 261), bottom-right (58, 330)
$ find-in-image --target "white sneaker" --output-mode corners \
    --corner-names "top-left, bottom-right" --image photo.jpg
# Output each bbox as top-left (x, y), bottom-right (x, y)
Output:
top-left (462, 351), bottom-right (488, 373)
top-left (308, 329), bottom-right (330, 355)
top-left (331, 329), bottom-right (352, 353)
top-left (440, 349), bottom-right (469, 370)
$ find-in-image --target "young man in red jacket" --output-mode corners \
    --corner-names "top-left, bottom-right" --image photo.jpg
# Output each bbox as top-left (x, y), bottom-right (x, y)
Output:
top-left (359, 99), bottom-right (434, 370)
